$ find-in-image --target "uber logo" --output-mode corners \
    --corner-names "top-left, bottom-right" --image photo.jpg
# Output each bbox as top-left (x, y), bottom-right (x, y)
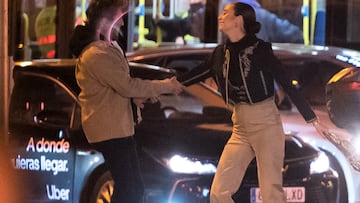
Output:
top-left (46, 184), bottom-right (70, 201)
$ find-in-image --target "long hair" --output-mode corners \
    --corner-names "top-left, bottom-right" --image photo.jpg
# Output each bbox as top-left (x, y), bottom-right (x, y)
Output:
top-left (232, 2), bottom-right (261, 35)
top-left (69, 0), bottom-right (129, 57)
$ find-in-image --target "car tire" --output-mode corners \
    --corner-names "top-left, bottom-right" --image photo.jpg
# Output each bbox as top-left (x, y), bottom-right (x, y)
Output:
top-left (86, 170), bottom-right (114, 203)
top-left (325, 151), bottom-right (348, 203)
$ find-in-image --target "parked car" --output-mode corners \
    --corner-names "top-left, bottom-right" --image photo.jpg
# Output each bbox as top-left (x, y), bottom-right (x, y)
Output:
top-left (8, 57), bottom-right (338, 202)
top-left (127, 43), bottom-right (360, 203)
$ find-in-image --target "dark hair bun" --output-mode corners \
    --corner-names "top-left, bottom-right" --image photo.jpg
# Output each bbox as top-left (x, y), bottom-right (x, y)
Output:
top-left (246, 21), bottom-right (261, 34)
top-left (233, 2), bottom-right (261, 34)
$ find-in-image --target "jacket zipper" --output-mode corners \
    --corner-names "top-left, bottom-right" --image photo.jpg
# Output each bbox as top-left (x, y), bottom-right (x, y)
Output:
top-left (224, 48), bottom-right (230, 104)
top-left (238, 55), bottom-right (253, 104)
top-left (260, 70), bottom-right (268, 95)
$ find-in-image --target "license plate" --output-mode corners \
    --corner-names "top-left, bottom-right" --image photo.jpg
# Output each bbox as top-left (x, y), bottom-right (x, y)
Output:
top-left (250, 187), bottom-right (305, 203)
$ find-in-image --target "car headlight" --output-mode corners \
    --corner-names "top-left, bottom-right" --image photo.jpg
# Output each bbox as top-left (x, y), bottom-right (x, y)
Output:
top-left (310, 152), bottom-right (330, 174)
top-left (143, 148), bottom-right (218, 175)
top-left (166, 154), bottom-right (217, 174)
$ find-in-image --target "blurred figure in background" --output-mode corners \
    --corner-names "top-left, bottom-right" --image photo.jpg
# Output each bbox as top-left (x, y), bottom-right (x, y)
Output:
top-left (224, 0), bottom-right (304, 43)
top-left (35, 0), bottom-right (57, 58)
top-left (185, 0), bottom-right (206, 42)
top-left (155, 0), bottom-right (206, 43)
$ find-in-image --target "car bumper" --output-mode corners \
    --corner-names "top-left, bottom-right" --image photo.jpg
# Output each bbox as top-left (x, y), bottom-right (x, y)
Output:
top-left (234, 171), bottom-right (339, 203)
top-left (144, 170), bottom-right (338, 203)
top-left (144, 175), bottom-right (212, 203)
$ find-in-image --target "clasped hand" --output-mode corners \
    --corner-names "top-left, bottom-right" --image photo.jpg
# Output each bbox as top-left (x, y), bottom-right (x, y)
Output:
top-left (133, 77), bottom-right (184, 108)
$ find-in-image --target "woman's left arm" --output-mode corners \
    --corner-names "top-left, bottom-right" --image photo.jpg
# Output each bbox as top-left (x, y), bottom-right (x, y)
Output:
top-left (263, 43), bottom-right (317, 123)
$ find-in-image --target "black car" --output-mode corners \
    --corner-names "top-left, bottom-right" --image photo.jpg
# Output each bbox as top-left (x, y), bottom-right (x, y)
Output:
top-left (127, 43), bottom-right (360, 203)
top-left (8, 57), bottom-right (338, 203)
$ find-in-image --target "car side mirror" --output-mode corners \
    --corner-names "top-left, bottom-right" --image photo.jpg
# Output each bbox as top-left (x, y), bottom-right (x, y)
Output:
top-left (34, 110), bottom-right (70, 129)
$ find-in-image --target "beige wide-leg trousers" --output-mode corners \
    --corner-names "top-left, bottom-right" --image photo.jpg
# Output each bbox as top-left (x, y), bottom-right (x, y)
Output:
top-left (210, 98), bottom-right (286, 203)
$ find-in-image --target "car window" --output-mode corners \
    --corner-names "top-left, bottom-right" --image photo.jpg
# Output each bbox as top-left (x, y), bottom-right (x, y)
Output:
top-left (280, 58), bottom-right (343, 105)
top-left (8, 73), bottom-right (79, 202)
top-left (166, 59), bottom-right (203, 74)
top-left (164, 53), bottom-right (209, 73)
top-left (9, 74), bottom-right (78, 131)
top-left (134, 52), bottom-right (210, 74)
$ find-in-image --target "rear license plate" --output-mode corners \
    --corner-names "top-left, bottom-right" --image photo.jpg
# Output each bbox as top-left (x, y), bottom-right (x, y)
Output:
top-left (250, 187), bottom-right (305, 203)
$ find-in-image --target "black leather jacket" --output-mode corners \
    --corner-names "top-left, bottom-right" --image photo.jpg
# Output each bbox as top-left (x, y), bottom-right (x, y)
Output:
top-left (178, 35), bottom-right (316, 122)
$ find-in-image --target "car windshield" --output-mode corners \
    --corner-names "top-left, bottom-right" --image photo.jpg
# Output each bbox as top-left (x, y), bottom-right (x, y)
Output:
top-left (131, 46), bottom-right (347, 107)
top-left (180, 56), bottom-right (344, 107)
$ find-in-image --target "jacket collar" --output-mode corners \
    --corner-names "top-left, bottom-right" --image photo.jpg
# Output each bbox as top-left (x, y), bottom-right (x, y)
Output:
top-left (225, 34), bottom-right (258, 51)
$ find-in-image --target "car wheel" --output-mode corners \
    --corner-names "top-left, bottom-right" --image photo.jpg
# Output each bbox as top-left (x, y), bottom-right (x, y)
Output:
top-left (88, 171), bottom-right (114, 203)
top-left (324, 151), bottom-right (348, 203)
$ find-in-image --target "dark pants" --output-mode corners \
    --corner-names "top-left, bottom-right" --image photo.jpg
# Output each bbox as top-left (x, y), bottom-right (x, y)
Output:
top-left (92, 136), bottom-right (144, 203)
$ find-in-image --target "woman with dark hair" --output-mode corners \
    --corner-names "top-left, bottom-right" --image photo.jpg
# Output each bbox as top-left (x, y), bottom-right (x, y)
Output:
top-left (69, 0), bottom-right (183, 202)
top-left (178, 2), bottom-right (323, 203)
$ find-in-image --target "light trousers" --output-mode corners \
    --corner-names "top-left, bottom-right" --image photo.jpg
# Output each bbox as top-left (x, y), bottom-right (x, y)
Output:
top-left (210, 98), bottom-right (287, 203)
